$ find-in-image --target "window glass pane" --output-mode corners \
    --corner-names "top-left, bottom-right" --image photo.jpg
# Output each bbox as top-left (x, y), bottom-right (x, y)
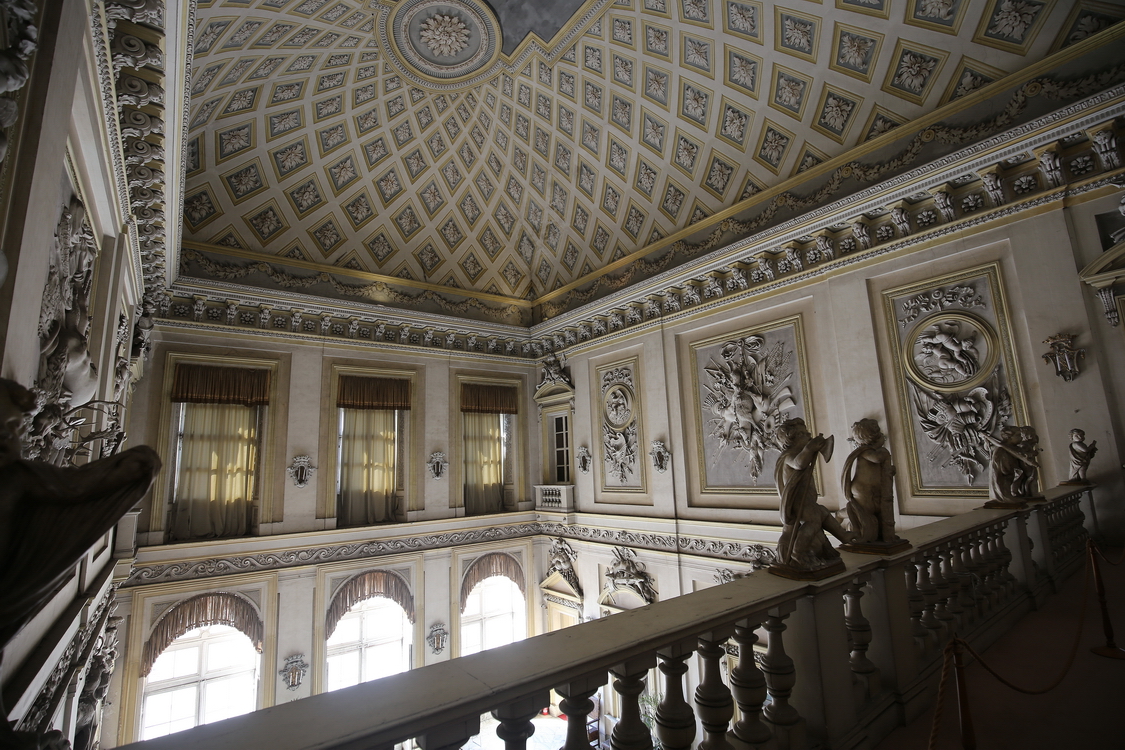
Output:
top-left (328, 614), bottom-right (361, 646)
top-left (206, 638), bottom-right (256, 673)
top-left (364, 642), bottom-right (407, 680)
top-left (461, 624), bottom-right (482, 657)
top-left (364, 609), bottom-right (404, 641)
top-left (202, 672), bottom-right (257, 724)
top-left (484, 614), bottom-right (514, 649)
top-left (148, 646), bottom-right (201, 683)
top-left (142, 685), bottom-right (198, 740)
top-left (327, 650), bottom-right (361, 692)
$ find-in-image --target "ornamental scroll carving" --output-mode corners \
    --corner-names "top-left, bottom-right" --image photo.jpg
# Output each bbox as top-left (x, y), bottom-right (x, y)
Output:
top-left (690, 317), bottom-right (810, 493)
top-left (884, 266), bottom-right (1027, 496)
top-left (599, 364), bottom-right (641, 489)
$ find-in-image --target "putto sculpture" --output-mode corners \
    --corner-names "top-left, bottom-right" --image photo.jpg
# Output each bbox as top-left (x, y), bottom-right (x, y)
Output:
top-left (769, 418), bottom-right (855, 580)
top-left (1061, 428), bottom-right (1097, 485)
top-left (983, 425), bottom-right (1042, 508)
top-left (838, 419), bottom-right (909, 554)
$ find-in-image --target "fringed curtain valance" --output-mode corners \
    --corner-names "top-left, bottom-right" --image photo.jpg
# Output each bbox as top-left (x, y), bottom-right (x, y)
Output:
top-left (171, 364), bottom-right (271, 406)
top-left (460, 383), bottom-right (519, 414)
top-left (337, 375), bottom-right (411, 410)
top-left (325, 570), bottom-right (415, 639)
top-left (141, 592), bottom-right (264, 677)
top-left (459, 552), bottom-right (524, 612)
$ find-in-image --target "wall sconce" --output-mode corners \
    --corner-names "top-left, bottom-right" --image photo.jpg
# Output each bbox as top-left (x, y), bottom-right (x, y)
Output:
top-left (286, 455), bottom-right (316, 487)
top-left (650, 440), bottom-right (671, 473)
top-left (427, 622), bottom-right (448, 654)
top-left (576, 446), bottom-right (592, 474)
top-left (279, 654), bottom-right (309, 691)
top-left (427, 452), bottom-right (449, 479)
top-left (1042, 333), bottom-right (1085, 381)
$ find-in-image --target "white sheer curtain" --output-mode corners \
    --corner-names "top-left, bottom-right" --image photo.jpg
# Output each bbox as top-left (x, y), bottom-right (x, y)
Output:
top-left (338, 408), bottom-right (397, 526)
top-left (463, 411), bottom-right (503, 516)
top-left (172, 402), bottom-right (258, 540)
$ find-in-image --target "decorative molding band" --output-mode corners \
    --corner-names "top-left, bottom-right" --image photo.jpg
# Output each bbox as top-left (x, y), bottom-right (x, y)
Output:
top-left (122, 522), bottom-right (777, 586)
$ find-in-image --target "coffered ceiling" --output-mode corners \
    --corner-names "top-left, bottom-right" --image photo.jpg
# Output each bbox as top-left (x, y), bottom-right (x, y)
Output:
top-left (181, 0), bottom-right (1125, 308)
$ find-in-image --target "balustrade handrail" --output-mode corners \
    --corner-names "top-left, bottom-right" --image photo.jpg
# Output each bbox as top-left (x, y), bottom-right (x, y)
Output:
top-left (122, 486), bottom-right (1091, 750)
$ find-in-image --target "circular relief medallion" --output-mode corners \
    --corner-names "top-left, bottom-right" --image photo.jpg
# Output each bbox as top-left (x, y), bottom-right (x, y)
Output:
top-left (388, 0), bottom-right (501, 82)
top-left (903, 311), bottom-right (1000, 393)
top-left (603, 384), bottom-right (634, 430)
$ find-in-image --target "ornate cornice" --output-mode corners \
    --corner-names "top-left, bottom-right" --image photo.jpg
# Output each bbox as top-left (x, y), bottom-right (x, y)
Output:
top-left (122, 521), bottom-right (777, 586)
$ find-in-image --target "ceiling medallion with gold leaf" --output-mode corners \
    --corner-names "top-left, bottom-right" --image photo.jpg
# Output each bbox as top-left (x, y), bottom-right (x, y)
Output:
top-left (388, 0), bottom-right (501, 84)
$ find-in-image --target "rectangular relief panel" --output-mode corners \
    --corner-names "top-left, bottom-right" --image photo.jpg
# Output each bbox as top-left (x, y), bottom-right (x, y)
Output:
top-left (689, 314), bottom-right (815, 496)
top-left (596, 357), bottom-right (646, 493)
top-left (882, 263), bottom-right (1027, 497)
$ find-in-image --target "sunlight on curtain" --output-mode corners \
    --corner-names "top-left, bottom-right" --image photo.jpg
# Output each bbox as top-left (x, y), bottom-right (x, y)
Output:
top-left (172, 403), bottom-right (257, 540)
top-left (463, 411), bottom-right (503, 516)
top-left (338, 408), bottom-right (397, 526)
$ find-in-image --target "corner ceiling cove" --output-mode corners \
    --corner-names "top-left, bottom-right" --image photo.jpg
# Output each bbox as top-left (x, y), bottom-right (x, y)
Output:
top-left (181, 0), bottom-right (1124, 319)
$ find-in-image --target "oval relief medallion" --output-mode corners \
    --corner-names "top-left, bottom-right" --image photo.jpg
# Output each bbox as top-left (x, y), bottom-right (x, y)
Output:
top-left (903, 311), bottom-right (999, 393)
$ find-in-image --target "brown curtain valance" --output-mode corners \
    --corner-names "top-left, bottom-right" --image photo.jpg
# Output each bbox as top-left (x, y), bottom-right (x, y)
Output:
top-left (325, 570), bottom-right (415, 639)
top-left (141, 592), bottom-right (264, 677)
top-left (459, 552), bottom-right (525, 612)
top-left (171, 363), bottom-right (270, 406)
top-left (460, 383), bottom-right (519, 414)
top-left (337, 375), bottom-right (411, 410)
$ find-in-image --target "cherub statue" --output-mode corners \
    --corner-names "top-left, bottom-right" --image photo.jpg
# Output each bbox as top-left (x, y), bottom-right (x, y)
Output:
top-left (1062, 428), bottom-right (1097, 484)
top-left (839, 419), bottom-right (907, 552)
top-left (983, 425), bottom-right (1040, 507)
top-left (770, 418), bottom-right (855, 579)
top-left (0, 379), bottom-right (160, 745)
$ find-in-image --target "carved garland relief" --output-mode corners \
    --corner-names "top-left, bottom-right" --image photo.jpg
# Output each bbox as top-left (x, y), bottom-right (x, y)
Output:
top-left (688, 315), bottom-right (815, 496)
top-left (882, 264), bottom-right (1026, 496)
top-left (597, 359), bottom-right (644, 493)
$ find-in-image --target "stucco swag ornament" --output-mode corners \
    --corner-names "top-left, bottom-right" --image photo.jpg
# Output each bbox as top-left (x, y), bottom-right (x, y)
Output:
top-left (604, 547), bottom-right (657, 604)
top-left (279, 654), bottom-right (309, 691)
top-left (427, 451), bottom-right (449, 480)
top-left (838, 419), bottom-right (909, 555)
top-left (286, 455), bottom-right (316, 488)
top-left (768, 418), bottom-right (856, 580)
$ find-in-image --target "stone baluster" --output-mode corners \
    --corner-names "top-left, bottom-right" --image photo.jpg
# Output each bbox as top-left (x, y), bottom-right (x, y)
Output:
top-left (761, 612), bottom-right (806, 748)
top-left (557, 676), bottom-right (606, 750)
top-left (949, 537), bottom-right (975, 627)
top-left (729, 621), bottom-right (772, 747)
top-left (417, 716), bottom-right (482, 750)
top-left (903, 560), bottom-right (929, 655)
top-left (929, 550), bottom-right (955, 631)
top-left (654, 644), bottom-right (696, 750)
top-left (844, 578), bottom-right (879, 700)
top-left (996, 523), bottom-right (1018, 597)
top-left (610, 658), bottom-right (656, 750)
top-left (968, 530), bottom-right (993, 609)
top-left (694, 635), bottom-right (735, 750)
top-left (493, 693), bottom-right (550, 750)
top-left (982, 527), bottom-right (1002, 605)
top-left (940, 543), bottom-right (966, 628)
top-left (915, 553), bottom-right (944, 648)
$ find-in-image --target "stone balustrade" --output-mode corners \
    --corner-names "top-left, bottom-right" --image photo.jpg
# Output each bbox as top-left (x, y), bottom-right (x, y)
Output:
top-left (534, 484), bottom-right (576, 512)
top-left (120, 486), bottom-right (1092, 750)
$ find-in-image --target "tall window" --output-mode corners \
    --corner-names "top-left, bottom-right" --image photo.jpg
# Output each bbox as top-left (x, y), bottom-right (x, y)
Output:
top-left (325, 596), bottom-right (413, 691)
top-left (170, 364), bottom-right (269, 541)
top-left (552, 414), bottom-right (570, 483)
top-left (336, 375), bottom-right (410, 527)
top-left (460, 576), bottom-right (527, 656)
top-left (461, 382), bottom-right (518, 516)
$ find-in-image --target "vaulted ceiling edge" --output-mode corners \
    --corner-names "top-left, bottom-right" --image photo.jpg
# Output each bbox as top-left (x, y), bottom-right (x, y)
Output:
top-left (176, 0), bottom-right (1125, 320)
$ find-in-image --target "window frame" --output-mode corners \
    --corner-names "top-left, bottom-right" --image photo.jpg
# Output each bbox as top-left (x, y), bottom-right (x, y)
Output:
top-left (324, 595), bottom-right (414, 691)
top-left (153, 353), bottom-right (280, 543)
top-left (454, 373), bottom-right (525, 513)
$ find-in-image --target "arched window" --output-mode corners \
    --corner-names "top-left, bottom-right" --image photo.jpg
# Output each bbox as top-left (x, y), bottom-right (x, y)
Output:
top-left (139, 592), bottom-right (263, 740)
top-left (459, 553), bottom-right (527, 657)
top-left (324, 570), bottom-right (415, 692)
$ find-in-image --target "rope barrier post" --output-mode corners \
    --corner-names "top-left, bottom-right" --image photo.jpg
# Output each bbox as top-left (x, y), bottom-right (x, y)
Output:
top-left (1088, 541), bottom-right (1125, 660)
top-left (951, 639), bottom-right (976, 750)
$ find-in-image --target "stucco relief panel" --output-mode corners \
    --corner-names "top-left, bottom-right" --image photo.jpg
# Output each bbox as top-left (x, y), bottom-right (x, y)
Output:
top-left (596, 358), bottom-right (646, 494)
top-left (688, 314), bottom-right (814, 499)
top-left (881, 263), bottom-right (1027, 497)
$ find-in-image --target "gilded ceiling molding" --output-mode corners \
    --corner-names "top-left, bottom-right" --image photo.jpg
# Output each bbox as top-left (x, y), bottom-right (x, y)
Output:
top-left (121, 520), bottom-right (777, 586)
